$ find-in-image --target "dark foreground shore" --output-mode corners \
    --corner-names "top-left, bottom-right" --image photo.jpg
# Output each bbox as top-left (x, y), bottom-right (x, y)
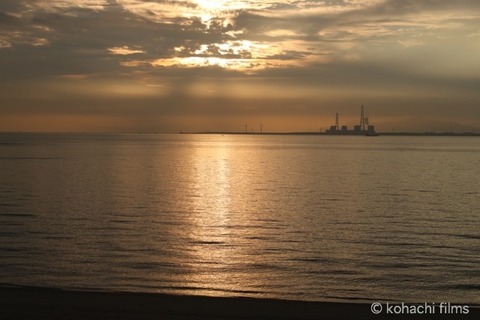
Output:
top-left (1, 286), bottom-right (478, 320)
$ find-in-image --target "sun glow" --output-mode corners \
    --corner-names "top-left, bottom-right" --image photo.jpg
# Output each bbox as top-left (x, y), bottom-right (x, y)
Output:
top-left (107, 1), bottom-right (321, 72)
top-left (147, 39), bottom-right (301, 71)
top-left (194, 0), bottom-right (228, 11)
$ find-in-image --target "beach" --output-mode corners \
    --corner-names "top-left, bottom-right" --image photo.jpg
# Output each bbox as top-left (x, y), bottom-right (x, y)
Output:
top-left (1, 286), bottom-right (478, 320)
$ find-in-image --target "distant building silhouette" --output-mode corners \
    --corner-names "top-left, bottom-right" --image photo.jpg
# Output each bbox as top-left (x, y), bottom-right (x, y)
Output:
top-left (326, 105), bottom-right (377, 136)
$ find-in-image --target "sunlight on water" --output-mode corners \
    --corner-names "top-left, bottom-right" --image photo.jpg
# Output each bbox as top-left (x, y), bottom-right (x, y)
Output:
top-left (0, 133), bottom-right (479, 303)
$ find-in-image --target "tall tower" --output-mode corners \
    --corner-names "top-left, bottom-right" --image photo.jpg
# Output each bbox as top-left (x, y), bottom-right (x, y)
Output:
top-left (335, 112), bottom-right (339, 130)
top-left (360, 105), bottom-right (366, 131)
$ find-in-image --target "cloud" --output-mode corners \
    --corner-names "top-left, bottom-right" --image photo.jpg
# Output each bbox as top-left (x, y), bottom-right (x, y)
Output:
top-left (28, 0), bottom-right (109, 13)
top-left (3, 0), bottom-right (478, 72)
top-left (108, 46), bottom-right (145, 55)
top-left (0, 0), bottom-right (480, 132)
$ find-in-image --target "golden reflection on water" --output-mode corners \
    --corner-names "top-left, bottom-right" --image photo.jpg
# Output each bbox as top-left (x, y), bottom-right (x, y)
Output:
top-left (184, 137), bottom-right (273, 296)
top-left (192, 141), bottom-right (231, 219)
top-left (188, 139), bottom-right (234, 293)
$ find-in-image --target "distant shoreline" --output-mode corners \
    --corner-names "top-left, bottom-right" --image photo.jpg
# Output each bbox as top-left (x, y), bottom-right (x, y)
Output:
top-left (1, 131), bottom-right (479, 137)
top-left (180, 131), bottom-right (480, 137)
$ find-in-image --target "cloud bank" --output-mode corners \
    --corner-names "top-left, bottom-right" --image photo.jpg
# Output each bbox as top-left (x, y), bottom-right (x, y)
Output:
top-left (1, 0), bottom-right (479, 132)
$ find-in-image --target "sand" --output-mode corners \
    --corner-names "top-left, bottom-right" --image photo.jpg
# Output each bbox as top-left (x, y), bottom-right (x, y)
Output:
top-left (0, 286), bottom-right (478, 319)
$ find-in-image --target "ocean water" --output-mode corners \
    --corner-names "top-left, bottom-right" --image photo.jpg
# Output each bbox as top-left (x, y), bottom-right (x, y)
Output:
top-left (0, 133), bottom-right (479, 304)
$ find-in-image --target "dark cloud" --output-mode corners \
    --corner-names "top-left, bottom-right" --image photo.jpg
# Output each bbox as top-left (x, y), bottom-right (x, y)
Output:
top-left (0, 11), bottom-right (19, 25)
top-left (0, 0), bottom-right (24, 12)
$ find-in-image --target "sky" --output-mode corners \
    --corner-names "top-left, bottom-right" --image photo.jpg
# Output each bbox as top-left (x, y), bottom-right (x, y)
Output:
top-left (0, 0), bottom-right (479, 133)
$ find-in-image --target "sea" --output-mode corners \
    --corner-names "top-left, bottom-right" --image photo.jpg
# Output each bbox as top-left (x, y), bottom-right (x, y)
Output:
top-left (1, 133), bottom-right (479, 304)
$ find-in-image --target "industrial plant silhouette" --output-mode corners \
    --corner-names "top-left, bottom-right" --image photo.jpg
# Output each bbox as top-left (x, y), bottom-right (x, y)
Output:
top-left (325, 105), bottom-right (377, 136)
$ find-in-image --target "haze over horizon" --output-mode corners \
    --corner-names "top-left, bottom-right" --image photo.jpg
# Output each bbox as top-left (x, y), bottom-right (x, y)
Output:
top-left (1, 0), bottom-right (479, 133)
